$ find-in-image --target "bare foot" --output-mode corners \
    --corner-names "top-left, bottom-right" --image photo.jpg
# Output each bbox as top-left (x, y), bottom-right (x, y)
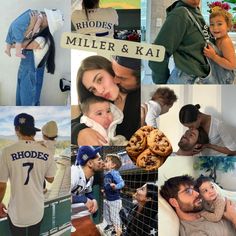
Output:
top-left (15, 53), bottom-right (26, 59)
top-left (4, 49), bottom-right (11, 57)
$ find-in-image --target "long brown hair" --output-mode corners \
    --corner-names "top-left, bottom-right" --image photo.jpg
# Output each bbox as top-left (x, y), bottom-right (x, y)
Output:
top-left (77, 55), bottom-right (115, 102)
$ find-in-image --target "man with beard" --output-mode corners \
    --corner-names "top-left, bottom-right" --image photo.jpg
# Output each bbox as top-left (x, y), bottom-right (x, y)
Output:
top-left (71, 146), bottom-right (104, 236)
top-left (177, 127), bottom-right (236, 156)
top-left (160, 175), bottom-right (236, 235)
top-left (72, 56), bottom-right (140, 145)
top-left (176, 127), bottom-right (209, 156)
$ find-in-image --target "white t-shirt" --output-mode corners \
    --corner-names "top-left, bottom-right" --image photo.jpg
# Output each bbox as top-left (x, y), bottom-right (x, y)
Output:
top-left (33, 36), bottom-right (49, 68)
top-left (71, 165), bottom-right (94, 219)
top-left (0, 140), bottom-right (56, 227)
top-left (71, 8), bottom-right (118, 37)
top-left (202, 117), bottom-right (236, 156)
top-left (144, 100), bottom-right (161, 128)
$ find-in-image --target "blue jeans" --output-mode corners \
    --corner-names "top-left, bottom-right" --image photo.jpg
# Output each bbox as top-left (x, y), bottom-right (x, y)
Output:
top-left (167, 67), bottom-right (197, 84)
top-left (16, 50), bottom-right (45, 106)
top-left (6, 9), bottom-right (31, 44)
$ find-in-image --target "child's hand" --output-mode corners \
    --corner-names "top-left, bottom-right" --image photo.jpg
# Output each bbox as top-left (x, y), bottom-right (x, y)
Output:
top-left (203, 44), bottom-right (216, 60)
top-left (110, 183), bottom-right (116, 190)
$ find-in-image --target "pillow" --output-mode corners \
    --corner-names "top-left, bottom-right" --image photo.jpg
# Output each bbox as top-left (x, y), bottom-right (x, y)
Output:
top-left (158, 192), bottom-right (179, 236)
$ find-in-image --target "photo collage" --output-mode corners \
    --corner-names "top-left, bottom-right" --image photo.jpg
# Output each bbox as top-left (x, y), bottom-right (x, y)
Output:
top-left (0, 0), bottom-right (236, 236)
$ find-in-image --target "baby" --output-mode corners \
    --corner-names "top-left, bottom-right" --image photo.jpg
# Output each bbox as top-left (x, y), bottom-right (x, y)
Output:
top-left (195, 176), bottom-right (225, 222)
top-left (80, 96), bottom-right (127, 146)
top-left (5, 9), bottom-right (63, 58)
top-left (141, 87), bottom-right (177, 127)
top-left (41, 120), bottom-right (58, 155)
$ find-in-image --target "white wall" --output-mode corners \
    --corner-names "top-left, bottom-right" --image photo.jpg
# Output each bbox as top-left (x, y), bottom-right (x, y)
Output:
top-left (158, 156), bottom-right (197, 187)
top-left (141, 85), bottom-right (236, 152)
top-left (0, 1), bottom-right (71, 105)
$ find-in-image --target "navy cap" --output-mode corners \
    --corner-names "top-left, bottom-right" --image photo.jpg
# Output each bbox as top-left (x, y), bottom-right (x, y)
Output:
top-left (76, 146), bottom-right (102, 166)
top-left (114, 56), bottom-right (141, 71)
top-left (14, 113), bottom-right (41, 131)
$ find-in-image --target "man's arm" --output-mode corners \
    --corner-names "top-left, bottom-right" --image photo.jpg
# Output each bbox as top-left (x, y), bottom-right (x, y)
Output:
top-left (0, 182), bottom-right (7, 218)
top-left (148, 11), bottom-right (188, 84)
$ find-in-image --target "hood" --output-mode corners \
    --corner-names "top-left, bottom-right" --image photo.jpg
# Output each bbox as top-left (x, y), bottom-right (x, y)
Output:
top-left (166, 0), bottom-right (195, 14)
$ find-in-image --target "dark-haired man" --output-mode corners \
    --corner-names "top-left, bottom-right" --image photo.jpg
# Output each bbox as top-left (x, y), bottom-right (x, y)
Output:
top-left (160, 175), bottom-right (236, 235)
top-left (72, 56), bottom-right (141, 145)
top-left (0, 113), bottom-right (56, 236)
top-left (176, 128), bottom-right (209, 156)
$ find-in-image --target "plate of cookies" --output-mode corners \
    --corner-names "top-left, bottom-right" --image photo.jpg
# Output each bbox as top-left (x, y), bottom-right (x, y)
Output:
top-left (126, 126), bottom-right (172, 171)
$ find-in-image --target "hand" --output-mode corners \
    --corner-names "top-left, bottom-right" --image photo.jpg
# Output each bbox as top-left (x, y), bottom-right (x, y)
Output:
top-left (203, 44), bottom-right (217, 60)
top-left (77, 128), bottom-right (108, 145)
top-left (85, 198), bottom-right (94, 212)
top-left (110, 183), bottom-right (116, 190)
top-left (90, 199), bottom-right (98, 214)
top-left (224, 199), bottom-right (236, 227)
top-left (0, 203), bottom-right (7, 218)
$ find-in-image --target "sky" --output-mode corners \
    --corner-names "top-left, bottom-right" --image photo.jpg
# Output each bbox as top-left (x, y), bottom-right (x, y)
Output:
top-left (0, 106), bottom-right (71, 138)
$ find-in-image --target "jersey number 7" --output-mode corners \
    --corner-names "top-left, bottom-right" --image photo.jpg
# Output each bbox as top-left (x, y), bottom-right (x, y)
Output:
top-left (22, 162), bottom-right (34, 185)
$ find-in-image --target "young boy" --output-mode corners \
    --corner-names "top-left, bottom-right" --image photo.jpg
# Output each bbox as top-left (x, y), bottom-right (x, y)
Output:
top-left (5, 9), bottom-right (63, 58)
top-left (103, 154), bottom-right (124, 236)
top-left (41, 120), bottom-right (58, 155)
top-left (195, 176), bottom-right (225, 222)
top-left (141, 87), bottom-right (177, 127)
top-left (80, 96), bottom-right (127, 146)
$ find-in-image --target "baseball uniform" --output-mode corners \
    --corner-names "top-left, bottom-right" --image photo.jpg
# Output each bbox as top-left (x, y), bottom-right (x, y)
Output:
top-left (71, 165), bottom-right (94, 219)
top-left (71, 8), bottom-right (118, 37)
top-left (0, 140), bottom-right (56, 227)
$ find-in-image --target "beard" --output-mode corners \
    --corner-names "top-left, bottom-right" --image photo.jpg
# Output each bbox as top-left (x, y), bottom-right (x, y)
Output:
top-left (118, 84), bottom-right (139, 94)
top-left (177, 197), bottom-right (203, 213)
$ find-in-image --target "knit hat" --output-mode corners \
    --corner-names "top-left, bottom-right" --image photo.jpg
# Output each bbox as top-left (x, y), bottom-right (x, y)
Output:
top-left (76, 146), bottom-right (101, 166)
top-left (42, 121), bottom-right (58, 138)
top-left (44, 9), bottom-right (64, 35)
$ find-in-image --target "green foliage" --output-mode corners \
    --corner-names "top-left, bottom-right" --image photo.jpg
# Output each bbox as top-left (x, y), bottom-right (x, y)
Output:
top-left (223, 0), bottom-right (236, 4)
top-left (193, 156), bottom-right (236, 182)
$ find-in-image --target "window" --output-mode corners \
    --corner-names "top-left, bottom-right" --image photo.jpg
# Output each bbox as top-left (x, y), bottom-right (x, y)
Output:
top-left (201, 0), bottom-right (236, 32)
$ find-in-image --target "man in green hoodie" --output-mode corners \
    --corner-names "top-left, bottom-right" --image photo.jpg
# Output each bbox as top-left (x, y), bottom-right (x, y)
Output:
top-left (149, 0), bottom-right (211, 84)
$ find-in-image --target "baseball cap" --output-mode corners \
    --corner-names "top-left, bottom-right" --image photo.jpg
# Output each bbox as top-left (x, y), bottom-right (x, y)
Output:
top-left (114, 56), bottom-right (141, 71)
top-left (14, 113), bottom-right (41, 131)
top-left (42, 121), bottom-right (58, 138)
top-left (76, 146), bottom-right (102, 166)
top-left (44, 9), bottom-right (64, 35)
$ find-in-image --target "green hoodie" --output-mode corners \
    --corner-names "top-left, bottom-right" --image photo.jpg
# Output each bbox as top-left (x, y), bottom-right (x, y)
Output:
top-left (148, 0), bottom-right (210, 84)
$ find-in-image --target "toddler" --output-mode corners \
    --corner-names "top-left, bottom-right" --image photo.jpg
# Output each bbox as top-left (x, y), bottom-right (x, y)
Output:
top-left (41, 120), bottom-right (58, 155)
top-left (103, 154), bottom-right (124, 236)
top-left (195, 176), bottom-right (225, 222)
top-left (204, 8), bottom-right (236, 83)
top-left (80, 96), bottom-right (127, 145)
top-left (5, 9), bottom-right (63, 58)
top-left (141, 87), bottom-right (177, 127)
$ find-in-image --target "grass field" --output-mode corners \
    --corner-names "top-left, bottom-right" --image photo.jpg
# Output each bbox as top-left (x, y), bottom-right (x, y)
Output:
top-left (100, 0), bottom-right (140, 9)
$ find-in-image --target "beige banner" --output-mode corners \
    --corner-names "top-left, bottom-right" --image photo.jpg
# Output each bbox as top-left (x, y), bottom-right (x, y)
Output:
top-left (61, 32), bottom-right (165, 62)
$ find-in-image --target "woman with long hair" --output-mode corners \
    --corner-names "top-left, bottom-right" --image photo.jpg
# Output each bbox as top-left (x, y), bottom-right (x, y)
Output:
top-left (122, 183), bottom-right (158, 236)
top-left (179, 104), bottom-right (236, 155)
top-left (71, 55), bottom-right (140, 145)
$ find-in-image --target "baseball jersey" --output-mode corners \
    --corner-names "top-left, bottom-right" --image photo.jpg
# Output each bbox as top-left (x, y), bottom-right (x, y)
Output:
top-left (0, 140), bottom-right (56, 227)
top-left (71, 8), bottom-right (118, 37)
top-left (71, 165), bottom-right (94, 219)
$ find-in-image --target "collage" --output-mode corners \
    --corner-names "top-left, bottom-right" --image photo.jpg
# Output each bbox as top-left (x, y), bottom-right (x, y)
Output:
top-left (0, 0), bottom-right (236, 236)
